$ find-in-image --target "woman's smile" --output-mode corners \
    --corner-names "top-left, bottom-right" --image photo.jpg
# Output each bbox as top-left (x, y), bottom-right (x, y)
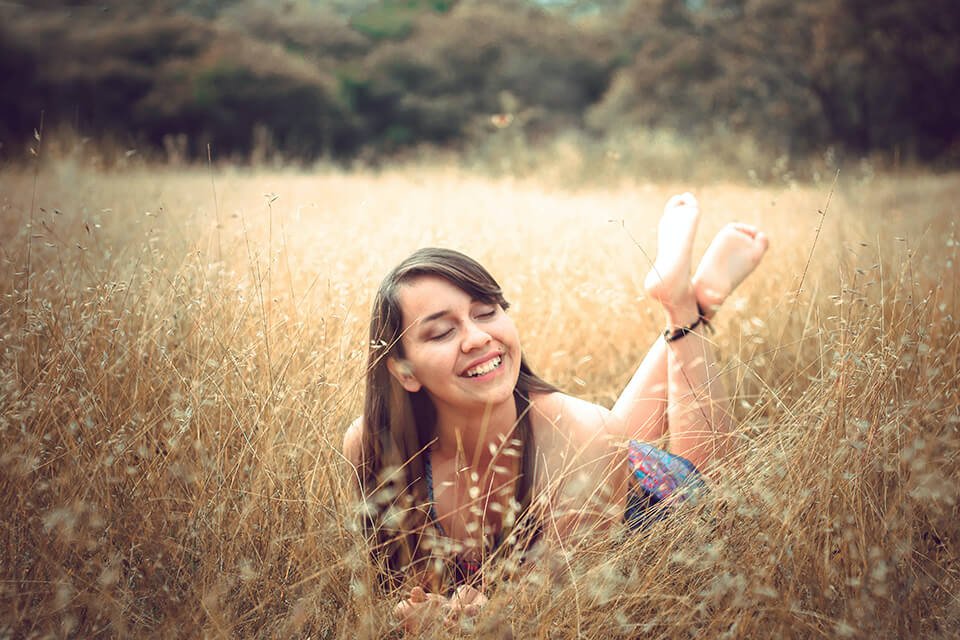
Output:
top-left (392, 275), bottom-right (522, 410)
top-left (461, 352), bottom-right (504, 379)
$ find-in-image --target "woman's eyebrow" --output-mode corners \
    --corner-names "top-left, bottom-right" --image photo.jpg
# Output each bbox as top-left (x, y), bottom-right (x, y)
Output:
top-left (418, 309), bottom-right (451, 324)
top-left (418, 300), bottom-right (490, 325)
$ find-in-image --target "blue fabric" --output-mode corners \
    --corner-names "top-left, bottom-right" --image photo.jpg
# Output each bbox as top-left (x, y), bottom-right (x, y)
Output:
top-left (624, 440), bottom-right (706, 529)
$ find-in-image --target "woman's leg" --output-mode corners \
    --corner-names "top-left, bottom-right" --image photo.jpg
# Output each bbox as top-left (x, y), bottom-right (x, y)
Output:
top-left (662, 316), bottom-right (731, 470)
top-left (611, 305), bottom-right (731, 463)
top-left (610, 337), bottom-right (669, 443)
top-left (693, 222), bottom-right (770, 320)
top-left (612, 202), bottom-right (769, 458)
top-left (644, 194), bottom-right (768, 471)
top-left (610, 193), bottom-right (702, 443)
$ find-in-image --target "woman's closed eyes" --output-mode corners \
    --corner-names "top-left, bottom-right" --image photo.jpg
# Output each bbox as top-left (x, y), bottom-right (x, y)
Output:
top-left (425, 306), bottom-right (497, 341)
top-left (429, 327), bottom-right (454, 341)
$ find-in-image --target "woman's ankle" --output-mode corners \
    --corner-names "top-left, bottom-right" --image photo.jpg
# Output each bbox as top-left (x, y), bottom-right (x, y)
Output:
top-left (662, 299), bottom-right (701, 330)
top-left (691, 276), bottom-right (722, 321)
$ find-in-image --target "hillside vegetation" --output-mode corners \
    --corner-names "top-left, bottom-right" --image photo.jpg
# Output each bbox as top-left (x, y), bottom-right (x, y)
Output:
top-left (2, 0), bottom-right (958, 168)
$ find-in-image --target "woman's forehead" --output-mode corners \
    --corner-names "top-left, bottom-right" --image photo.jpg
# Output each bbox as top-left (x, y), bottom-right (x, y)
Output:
top-left (397, 276), bottom-right (475, 322)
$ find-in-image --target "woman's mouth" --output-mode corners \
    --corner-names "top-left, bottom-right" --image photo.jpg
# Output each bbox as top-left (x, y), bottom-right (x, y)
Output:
top-left (463, 355), bottom-right (503, 378)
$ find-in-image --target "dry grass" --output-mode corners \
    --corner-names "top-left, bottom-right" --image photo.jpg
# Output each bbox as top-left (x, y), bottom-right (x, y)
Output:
top-left (1, 155), bottom-right (958, 639)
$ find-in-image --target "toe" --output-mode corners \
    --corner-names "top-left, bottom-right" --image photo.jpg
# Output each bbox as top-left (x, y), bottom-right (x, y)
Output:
top-left (666, 192), bottom-right (698, 210)
top-left (754, 231), bottom-right (770, 254)
top-left (730, 222), bottom-right (759, 238)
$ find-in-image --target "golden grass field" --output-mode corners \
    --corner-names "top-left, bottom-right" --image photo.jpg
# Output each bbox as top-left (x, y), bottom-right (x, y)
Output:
top-left (1, 156), bottom-right (958, 638)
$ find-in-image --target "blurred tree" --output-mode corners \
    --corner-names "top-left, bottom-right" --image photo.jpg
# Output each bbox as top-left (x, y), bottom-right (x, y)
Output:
top-left (1, 0), bottom-right (956, 163)
top-left (349, 0), bottom-right (459, 40)
top-left (589, 0), bottom-right (960, 161)
top-left (536, 0), bottom-right (630, 16)
top-left (0, 10), bottom-right (215, 150)
top-left (0, 5), bottom-right (356, 159)
top-left (137, 29), bottom-right (358, 158)
top-left (220, 1), bottom-right (372, 63)
top-left (800, 0), bottom-right (960, 159)
top-left (355, 0), bottom-right (613, 149)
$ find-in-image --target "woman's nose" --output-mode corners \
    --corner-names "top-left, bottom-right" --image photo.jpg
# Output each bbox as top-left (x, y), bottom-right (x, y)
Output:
top-left (461, 320), bottom-right (492, 352)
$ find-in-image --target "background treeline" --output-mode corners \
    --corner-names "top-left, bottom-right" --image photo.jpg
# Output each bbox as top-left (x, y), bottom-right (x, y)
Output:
top-left (2, 0), bottom-right (958, 167)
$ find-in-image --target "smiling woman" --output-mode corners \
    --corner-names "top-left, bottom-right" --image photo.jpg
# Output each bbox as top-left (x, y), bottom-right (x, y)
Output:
top-left (386, 276), bottom-right (523, 415)
top-left (343, 194), bottom-right (769, 633)
top-left (344, 248), bottom-right (557, 604)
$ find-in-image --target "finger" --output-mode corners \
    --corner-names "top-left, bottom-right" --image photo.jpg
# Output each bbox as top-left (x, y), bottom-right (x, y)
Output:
top-left (454, 584), bottom-right (477, 605)
top-left (395, 596), bottom-right (439, 623)
top-left (393, 600), bottom-right (412, 623)
top-left (397, 597), bottom-right (443, 635)
top-left (443, 603), bottom-right (460, 629)
top-left (455, 585), bottom-right (487, 606)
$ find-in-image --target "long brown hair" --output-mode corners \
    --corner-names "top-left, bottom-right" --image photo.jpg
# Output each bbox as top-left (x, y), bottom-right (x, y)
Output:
top-left (357, 247), bottom-right (556, 590)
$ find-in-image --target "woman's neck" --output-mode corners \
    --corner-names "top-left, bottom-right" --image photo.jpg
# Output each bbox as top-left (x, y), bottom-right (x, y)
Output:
top-left (432, 397), bottom-right (518, 467)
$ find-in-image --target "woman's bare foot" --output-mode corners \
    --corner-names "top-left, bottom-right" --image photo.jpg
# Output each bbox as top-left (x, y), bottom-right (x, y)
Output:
top-left (644, 193), bottom-right (701, 323)
top-left (692, 223), bottom-right (769, 319)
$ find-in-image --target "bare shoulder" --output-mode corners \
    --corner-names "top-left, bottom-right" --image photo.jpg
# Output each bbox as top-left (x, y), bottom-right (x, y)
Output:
top-left (343, 416), bottom-right (364, 470)
top-left (526, 392), bottom-right (628, 535)
top-left (527, 391), bottom-right (625, 481)
top-left (528, 391), bottom-right (621, 449)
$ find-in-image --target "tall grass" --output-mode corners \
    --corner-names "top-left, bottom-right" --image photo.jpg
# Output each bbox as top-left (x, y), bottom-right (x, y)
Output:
top-left (0, 158), bottom-right (957, 638)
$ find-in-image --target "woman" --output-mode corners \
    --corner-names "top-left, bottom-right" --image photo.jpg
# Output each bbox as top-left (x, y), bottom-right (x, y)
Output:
top-left (343, 193), bottom-right (768, 631)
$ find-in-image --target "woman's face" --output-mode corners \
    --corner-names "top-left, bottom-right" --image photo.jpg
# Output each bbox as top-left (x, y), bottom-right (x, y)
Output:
top-left (389, 275), bottom-right (522, 414)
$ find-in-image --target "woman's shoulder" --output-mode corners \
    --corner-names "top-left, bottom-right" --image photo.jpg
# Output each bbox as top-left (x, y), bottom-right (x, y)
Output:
top-left (343, 416), bottom-right (364, 469)
top-left (528, 391), bottom-right (617, 442)
top-left (525, 391), bottom-right (627, 525)
top-left (526, 391), bottom-right (623, 479)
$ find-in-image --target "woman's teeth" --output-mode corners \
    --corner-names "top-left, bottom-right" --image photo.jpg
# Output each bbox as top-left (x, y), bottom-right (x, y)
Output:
top-left (465, 355), bottom-right (502, 378)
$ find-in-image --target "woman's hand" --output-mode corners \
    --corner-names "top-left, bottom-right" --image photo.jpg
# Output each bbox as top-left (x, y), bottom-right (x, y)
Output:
top-left (444, 584), bottom-right (488, 624)
top-left (393, 585), bottom-right (487, 635)
top-left (393, 586), bottom-right (446, 635)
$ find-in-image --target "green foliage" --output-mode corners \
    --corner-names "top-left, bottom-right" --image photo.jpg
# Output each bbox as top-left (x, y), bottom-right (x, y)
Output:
top-left (336, 68), bottom-right (369, 112)
top-left (385, 124), bottom-right (414, 145)
top-left (350, 0), bottom-right (456, 41)
top-left (590, 0), bottom-right (960, 161)
top-left (220, 1), bottom-right (372, 63)
top-left (0, 0), bottom-right (956, 164)
top-left (143, 33), bottom-right (357, 158)
top-left (353, 1), bottom-right (612, 148)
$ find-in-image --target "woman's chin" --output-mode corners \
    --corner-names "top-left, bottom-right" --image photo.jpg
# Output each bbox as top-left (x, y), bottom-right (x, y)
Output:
top-left (460, 380), bottom-right (517, 410)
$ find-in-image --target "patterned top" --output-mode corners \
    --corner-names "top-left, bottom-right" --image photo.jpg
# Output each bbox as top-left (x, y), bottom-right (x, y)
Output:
top-left (423, 456), bottom-right (500, 586)
top-left (423, 440), bottom-right (706, 587)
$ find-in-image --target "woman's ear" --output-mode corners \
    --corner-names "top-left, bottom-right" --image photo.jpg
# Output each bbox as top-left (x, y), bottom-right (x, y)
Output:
top-left (387, 357), bottom-right (422, 393)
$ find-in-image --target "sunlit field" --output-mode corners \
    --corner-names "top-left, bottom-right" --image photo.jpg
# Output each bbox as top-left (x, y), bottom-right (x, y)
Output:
top-left (1, 157), bottom-right (957, 638)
